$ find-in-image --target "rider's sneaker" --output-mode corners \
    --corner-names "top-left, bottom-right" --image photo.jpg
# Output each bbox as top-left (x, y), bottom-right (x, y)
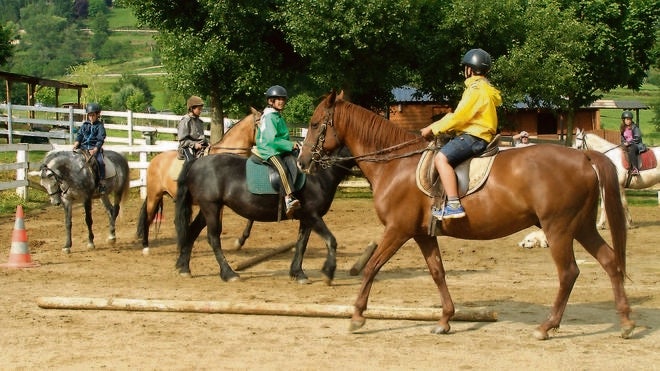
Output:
top-left (442, 203), bottom-right (466, 219)
top-left (285, 195), bottom-right (301, 218)
top-left (431, 206), bottom-right (444, 220)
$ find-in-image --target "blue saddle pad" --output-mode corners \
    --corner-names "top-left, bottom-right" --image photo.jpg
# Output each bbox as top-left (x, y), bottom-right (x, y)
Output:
top-left (246, 158), bottom-right (306, 194)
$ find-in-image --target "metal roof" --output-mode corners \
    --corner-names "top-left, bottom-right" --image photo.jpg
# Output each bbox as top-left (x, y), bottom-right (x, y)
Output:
top-left (391, 86), bottom-right (435, 103)
top-left (588, 99), bottom-right (649, 110)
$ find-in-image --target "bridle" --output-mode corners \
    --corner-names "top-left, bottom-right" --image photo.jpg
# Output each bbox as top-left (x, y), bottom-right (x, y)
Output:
top-left (40, 165), bottom-right (68, 196)
top-left (575, 132), bottom-right (622, 154)
top-left (305, 106), bottom-right (428, 169)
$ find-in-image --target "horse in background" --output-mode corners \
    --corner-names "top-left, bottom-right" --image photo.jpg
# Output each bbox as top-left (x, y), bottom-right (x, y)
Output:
top-left (39, 149), bottom-right (130, 253)
top-left (174, 147), bottom-right (356, 284)
top-left (574, 128), bottom-right (660, 229)
top-left (297, 91), bottom-right (634, 340)
top-left (137, 108), bottom-right (261, 254)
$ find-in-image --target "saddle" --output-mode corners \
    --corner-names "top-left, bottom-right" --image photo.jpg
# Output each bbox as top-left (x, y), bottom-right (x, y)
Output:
top-left (246, 154), bottom-right (306, 195)
top-left (78, 149), bottom-right (116, 183)
top-left (416, 135), bottom-right (500, 236)
top-left (416, 135), bottom-right (499, 198)
top-left (621, 150), bottom-right (657, 172)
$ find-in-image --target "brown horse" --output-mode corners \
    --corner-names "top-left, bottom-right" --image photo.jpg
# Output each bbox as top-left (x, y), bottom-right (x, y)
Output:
top-left (297, 91), bottom-right (634, 340)
top-left (137, 108), bottom-right (261, 254)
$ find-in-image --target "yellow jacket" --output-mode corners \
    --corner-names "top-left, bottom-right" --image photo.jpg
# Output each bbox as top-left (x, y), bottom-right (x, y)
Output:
top-left (429, 76), bottom-right (502, 142)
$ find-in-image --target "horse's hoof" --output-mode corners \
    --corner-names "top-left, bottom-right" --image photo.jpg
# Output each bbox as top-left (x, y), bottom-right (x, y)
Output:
top-left (62, 247), bottom-right (71, 254)
top-left (178, 272), bottom-right (192, 278)
top-left (87, 242), bottom-right (95, 250)
top-left (290, 274), bottom-right (311, 285)
top-left (533, 328), bottom-right (550, 340)
top-left (430, 324), bottom-right (451, 335)
top-left (621, 323), bottom-right (636, 339)
top-left (233, 239), bottom-right (243, 250)
top-left (107, 236), bottom-right (116, 244)
top-left (349, 318), bottom-right (366, 333)
top-left (142, 247), bottom-right (150, 256)
top-left (226, 275), bottom-right (240, 283)
top-left (322, 275), bottom-right (333, 286)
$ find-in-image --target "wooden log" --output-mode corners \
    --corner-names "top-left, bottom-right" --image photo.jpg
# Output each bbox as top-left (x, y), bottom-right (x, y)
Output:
top-left (349, 241), bottom-right (378, 276)
top-left (234, 242), bottom-right (295, 271)
top-left (36, 296), bottom-right (497, 322)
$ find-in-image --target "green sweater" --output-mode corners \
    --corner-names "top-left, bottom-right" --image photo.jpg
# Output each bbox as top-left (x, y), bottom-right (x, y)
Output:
top-left (252, 107), bottom-right (293, 159)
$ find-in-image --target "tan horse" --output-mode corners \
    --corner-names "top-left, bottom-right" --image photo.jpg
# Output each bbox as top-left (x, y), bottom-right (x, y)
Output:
top-left (137, 108), bottom-right (261, 254)
top-left (298, 91), bottom-right (634, 340)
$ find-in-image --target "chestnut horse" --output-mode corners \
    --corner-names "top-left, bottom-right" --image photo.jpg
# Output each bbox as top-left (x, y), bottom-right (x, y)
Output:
top-left (137, 108), bottom-right (261, 254)
top-left (297, 91), bottom-right (634, 340)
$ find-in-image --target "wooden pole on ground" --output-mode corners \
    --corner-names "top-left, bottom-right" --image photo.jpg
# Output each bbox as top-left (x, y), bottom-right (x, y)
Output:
top-left (349, 241), bottom-right (378, 276)
top-left (36, 296), bottom-right (497, 322)
top-left (234, 242), bottom-right (295, 271)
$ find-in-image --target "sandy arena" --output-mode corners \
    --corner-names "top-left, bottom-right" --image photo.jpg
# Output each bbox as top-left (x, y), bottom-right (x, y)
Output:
top-left (0, 193), bottom-right (658, 369)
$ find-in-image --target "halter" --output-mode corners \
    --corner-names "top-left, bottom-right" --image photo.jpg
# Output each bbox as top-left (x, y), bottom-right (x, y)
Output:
top-left (305, 106), bottom-right (427, 168)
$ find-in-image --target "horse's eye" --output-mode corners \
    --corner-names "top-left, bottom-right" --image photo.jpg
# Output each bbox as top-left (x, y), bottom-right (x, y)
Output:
top-left (311, 122), bottom-right (319, 130)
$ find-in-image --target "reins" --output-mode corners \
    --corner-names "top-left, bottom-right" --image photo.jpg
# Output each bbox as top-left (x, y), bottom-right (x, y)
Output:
top-left (578, 133), bottom-right (622, 154)
top-left (308, 106), bottom-right (428, 168)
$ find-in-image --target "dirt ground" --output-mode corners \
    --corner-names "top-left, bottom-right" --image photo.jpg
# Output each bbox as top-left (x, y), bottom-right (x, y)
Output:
top-left (0, 192), bottom-right (658, 370)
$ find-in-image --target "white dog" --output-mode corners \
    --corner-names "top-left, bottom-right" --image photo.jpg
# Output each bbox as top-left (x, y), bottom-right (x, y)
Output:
top-left (518, 230), bottom-right (549, 249)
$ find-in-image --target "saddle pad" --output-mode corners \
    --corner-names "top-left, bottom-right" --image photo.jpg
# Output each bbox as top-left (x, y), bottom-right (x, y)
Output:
top-left (168, 159), bottom-right (185, 180)
top-left (246, 159), bottom-right (306, 195)
top-left (104, 158), bottom-right (117, 178)
top-left (416, 150), bottom-right (496, 198)
top-left (621, 150), bottom-right (657, 171)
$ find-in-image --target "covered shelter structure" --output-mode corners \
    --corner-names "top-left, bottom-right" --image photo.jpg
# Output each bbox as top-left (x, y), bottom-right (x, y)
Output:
top-left (0, 70), bottom-right (87, 112)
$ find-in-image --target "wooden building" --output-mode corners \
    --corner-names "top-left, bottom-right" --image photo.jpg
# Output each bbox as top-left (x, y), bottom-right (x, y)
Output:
top-left (386, 86), bottom-right (648, 143)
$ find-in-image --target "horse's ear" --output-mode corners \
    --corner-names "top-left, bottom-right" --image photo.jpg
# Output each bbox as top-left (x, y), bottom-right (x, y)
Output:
top-left (325, 90), bottom-right (337, 108)
top-left (337, 90), bottom-right (345, 100)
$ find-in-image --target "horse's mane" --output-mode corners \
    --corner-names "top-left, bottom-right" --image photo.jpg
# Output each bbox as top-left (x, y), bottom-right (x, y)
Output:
top-left (334, 98), bottom-right (424, 152)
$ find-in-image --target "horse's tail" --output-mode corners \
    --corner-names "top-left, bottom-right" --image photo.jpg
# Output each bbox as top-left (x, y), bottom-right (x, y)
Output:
top-left (587, 150), bottom-right (627, 278)
top-left (136, 199), bottom-right (148, 238)
top-left (174, 161), bottom-right (195, 250)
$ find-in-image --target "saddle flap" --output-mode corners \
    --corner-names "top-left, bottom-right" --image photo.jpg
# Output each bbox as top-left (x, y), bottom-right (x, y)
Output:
top-left (246, 156), bottom-right (305, 195)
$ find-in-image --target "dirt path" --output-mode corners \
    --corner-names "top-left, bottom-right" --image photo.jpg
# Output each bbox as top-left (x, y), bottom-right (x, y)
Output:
top-left (0, 194), bottom-right (658, 369)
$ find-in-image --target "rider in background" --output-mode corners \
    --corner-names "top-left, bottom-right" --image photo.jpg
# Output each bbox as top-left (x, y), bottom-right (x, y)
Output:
top-left (620, 110), bottom-right (646, 175)
top-left (73, 102), bottom-right (107, 194)
top-left (177, 95), bottom-right (208, 162)
top-left (252, 85), bottom-right (301, 218)
top-left (420, 48), bottom-right (502, 219)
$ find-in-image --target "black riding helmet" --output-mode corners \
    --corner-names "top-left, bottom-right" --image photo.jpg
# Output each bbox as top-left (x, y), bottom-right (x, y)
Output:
top-left (621, 111), bottom-right (634, 119)
top-left (265, 85), bottom-right (288, 99)
top-left (461, 48), bottom-right (492, 75)
top-left (86, 102), bottom-right (101, 113)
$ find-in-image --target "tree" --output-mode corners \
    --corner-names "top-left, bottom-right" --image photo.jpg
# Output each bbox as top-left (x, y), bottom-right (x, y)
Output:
top-left (11, 1), bottom-right (84, 77)
top-left (278, 0), bottom-right (422, 109)
top-left (67, 60), bottom-right (109, 104)
top-left (0, 23), bottom-right (13, 67)
top-left (122, 0), bottom-right (305, 142)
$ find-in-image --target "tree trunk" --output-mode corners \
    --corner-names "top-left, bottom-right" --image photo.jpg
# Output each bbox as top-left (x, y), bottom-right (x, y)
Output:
top-left (209, 92), bottom-right (224, 144)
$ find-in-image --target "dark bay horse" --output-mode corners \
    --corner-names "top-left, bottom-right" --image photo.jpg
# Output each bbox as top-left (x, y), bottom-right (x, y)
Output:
top-left (39, 149), bottom-right (130, 253)
top-left (297, 91), bottom-right (634, 340)
top-left (137, 108), bottom-right (261, 254)
top-left (174, 148), bottom-right (355, 284)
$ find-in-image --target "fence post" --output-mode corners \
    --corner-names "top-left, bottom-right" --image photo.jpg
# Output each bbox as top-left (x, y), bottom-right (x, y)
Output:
top-left (139, 151), bottom-right (148, 199)
top-left (7, 103), bottom-right (13, 143)
top-left (127, 110), bottom-right (134, 146)
top-left (68, 105), bottom-right (75, 143)
top-left (16, 145), bottom-right (27, 200)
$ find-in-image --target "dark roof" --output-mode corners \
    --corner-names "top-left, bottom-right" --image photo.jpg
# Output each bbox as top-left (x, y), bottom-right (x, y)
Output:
top-left (391, 86), bottom-right (435, 103)
top-left (588, 99), bottom-right (649, 110)
top-left (0, 70), bottom-right (87, 90)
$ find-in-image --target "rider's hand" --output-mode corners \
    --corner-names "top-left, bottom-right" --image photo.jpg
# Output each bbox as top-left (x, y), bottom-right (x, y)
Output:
top-left (420, 126), bottom-right (434, 139)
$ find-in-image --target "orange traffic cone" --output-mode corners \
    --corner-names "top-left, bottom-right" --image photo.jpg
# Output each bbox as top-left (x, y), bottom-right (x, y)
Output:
top-left (1, 205), bottom-right (39, 268)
